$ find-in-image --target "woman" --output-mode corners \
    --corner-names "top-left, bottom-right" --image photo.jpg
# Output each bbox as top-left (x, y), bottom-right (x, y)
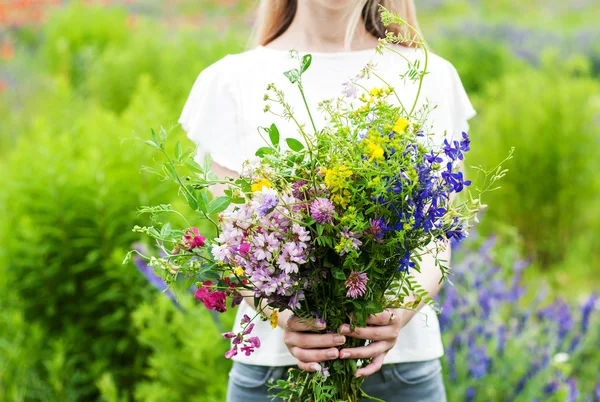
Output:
top-left (179, 1), bottom-right (476, 401)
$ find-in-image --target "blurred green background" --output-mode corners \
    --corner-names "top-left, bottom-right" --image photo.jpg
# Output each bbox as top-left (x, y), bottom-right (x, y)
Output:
top-left (0, 1), bottom-right (598, 401)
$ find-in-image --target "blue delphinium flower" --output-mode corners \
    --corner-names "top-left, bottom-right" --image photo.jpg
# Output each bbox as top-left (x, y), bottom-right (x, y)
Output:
top-left (398, 251), bottom-right (416, 272)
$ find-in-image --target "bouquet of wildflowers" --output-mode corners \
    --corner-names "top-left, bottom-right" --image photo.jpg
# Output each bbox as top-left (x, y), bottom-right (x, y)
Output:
top-left (126, 7), bottom-right (511, 402)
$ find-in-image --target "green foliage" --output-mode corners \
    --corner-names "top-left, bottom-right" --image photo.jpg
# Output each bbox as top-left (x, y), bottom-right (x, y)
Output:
top-left (131, 295), bottom-right (232, 402)
top-left (431, 36), bottom-right (525, 94)
top-left (469, 54), bottom-right (600, 270)
top-left (0, 74), bottom-right (176, 398)
top-left (40, 2), bottom-right (129, 88)
top-left (85, 23), bottom-right (244, 114)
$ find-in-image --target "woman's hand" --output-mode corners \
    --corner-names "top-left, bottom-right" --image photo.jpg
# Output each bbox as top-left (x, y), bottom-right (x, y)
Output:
top-left (282, 313), bottom-right (347, 372)
top-left (338, 308), bottom-right (414, 377)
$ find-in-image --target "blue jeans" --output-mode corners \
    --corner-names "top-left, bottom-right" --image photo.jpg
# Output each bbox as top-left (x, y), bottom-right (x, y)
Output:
top-left (227, 359), bottom-right (446, 402)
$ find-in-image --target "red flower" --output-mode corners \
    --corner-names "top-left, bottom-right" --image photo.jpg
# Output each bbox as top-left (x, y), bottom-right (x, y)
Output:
top-left (181, 227), bottom-right (205, 250)
top-left (194, 281), bottom-right (227, 313)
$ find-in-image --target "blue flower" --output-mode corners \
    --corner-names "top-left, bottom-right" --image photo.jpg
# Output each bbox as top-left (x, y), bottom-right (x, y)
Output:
top-left (398, 251), bottom-right (415, 272)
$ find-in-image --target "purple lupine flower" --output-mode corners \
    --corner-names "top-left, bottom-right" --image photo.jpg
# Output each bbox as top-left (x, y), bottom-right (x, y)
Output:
top-left (544, 381), bottom-right (559, 395)
top-left (465, 387), bottom-right (475, 402)
top-left (345, 271), bottom-right (368, 299)
top-left (581, 293), bottom-right (598, 333)
top-left (310, 197), bottom-right (336, 224)
top-left (567, 378), bottom-right (579, 402)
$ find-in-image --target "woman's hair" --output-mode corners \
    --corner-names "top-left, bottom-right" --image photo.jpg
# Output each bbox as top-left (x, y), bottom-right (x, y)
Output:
top-left (252, 0), bottom-right (421, 49)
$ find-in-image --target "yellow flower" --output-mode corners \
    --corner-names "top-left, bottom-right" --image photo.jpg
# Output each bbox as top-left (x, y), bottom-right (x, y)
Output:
top-left (270, 310), bottom-right (279, 329)
top-left (365, 140), bottom-right (384, 161)
top-left (369, 87), bottom-right (380, 97)
top-left (393, 117), bottom-right (409, 133)
top-left (251, 178), bottom-right (271, 192)
top-left (233, 266), bottom-right (244, 276)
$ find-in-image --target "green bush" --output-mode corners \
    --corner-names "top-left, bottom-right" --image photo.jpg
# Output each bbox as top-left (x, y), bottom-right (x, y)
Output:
top-left (431, 35), bottom-right (524, 94)
top-left (0, 74), bottom-right (177, 398)
top-left (40, 3), bottom-right (129, 89)
top-left (85, 23), bottom-right (244, 114)
top-left (469, 54), bottom-right (600, 273)
top-left (130, 294), bottom-right (234, 402)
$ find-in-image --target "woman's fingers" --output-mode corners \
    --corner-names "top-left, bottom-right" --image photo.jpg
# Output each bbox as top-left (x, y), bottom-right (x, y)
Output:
top-left (338, 323), bottom-right (397, 341)
top-left (297, 361), bottom-right (322, 372)
top-left (365, 309), bottom-right (395, 326)
top-left (290, 346), bottom-right (340, 363)
top-left (284, 332), bottom-right (346, 349)
top-left (286, 315), bottom-right (326, 332)
top-left (355, 353), bottom-right (385, 377)
top-left (339, 340), bottom-right (390, 360)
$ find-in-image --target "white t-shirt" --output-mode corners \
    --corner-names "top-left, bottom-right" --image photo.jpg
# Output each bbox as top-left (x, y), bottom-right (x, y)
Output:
top-left (179, 44), bottom-right (476, 367)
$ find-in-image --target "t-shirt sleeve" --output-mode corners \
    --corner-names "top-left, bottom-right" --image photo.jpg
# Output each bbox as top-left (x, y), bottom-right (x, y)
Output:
top-left (178, 56), bottom-right (245, 173)
top-left (447, 63), bottom-right (477, 137)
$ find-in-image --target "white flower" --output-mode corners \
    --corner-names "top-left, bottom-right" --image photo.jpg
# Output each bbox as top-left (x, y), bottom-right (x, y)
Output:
top-left (552, 352), bottom-right (569, 364)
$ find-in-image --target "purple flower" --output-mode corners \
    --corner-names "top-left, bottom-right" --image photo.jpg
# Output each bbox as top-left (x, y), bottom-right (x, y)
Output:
top-left (367, 218), bottom-right (388, 242)
top-left (345, 271), bottom-right (368, 299)
top-left (225, 347), bottom-right (238, 358)
top-left (257, 190), bottom-right (279, 216)
top-left (248, 336), bottom-right (261, 348)
top-left (310, 197), bottom-right (335, 224)
top-left (342, 80), bottom-right (358, 98)
top-left (221, 332), bottom-right (236, 339)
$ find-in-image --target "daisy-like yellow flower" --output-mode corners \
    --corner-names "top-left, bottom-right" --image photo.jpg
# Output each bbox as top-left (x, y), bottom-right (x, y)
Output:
top-left (393, 117), bottom-right (410, 134)
top-left (251, 178), bottom-right (271, 192)
top-left (233, 266), bottom-right (244, 276)
top-left (270, 310), bottom-right (279, 329)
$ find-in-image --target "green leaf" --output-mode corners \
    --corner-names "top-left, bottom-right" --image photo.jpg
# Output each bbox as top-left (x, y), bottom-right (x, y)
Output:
top-left (268, 123), bottom-right (280, 147)
top-left (151, 128), bottom-right (158, 144)
top-left (331, 268), bottom-right (346, 281)
top-left (185, 159), bottom-right (204, 173)
top-left (285, 138), bottom-right (304, 151)
top-left (301, 54), bottom-right (312, 74)
top-left (159, 127), bottom-right (167, 142)
top-left (145, 140), bottom-right (158, 148)
top-left (184, 188), bottom-right (197, 210)
top-left (208, 196), bottom-right (230, 214)
top-left (197, 190), bottom-right (209, 213)
top-left (175, 141), bottom-right (182, 160)
top-left (364, 301), bottom-right (384, 315)
top-left (283, 69), bottom-right (300, 84)
top-left (256, 147), bottom-right (274, 158)
top-left (164, 163), bottom-right (177, 181)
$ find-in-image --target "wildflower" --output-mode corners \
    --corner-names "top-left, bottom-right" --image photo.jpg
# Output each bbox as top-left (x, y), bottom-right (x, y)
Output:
top-left (194, 281), bottom-right (227, 312)
top-left (399, 252), bottom-right (416, 272)
top-left (310, 198), bottom-right (335, 224)
top-left (181, 227), bottom-right (205, 250)
top-left (225, 347), bottom-right (238, 358)
top-left (270, 310), bottom-right (279, 329)
top-left (288, 291), bottom-right (305, 310)
top-left (251, 178), bottom-right (272, 192)
top-left (257, 188), bottom-right (279, 216)
top-left (345, 271), bottom-right (368, 299)
top-left (241, 314), bottom-right (251, 324)
top-left (233, 266), bottom-right (244, 276)
top-left (393, 117), bottom-right (409, 133)
top-left (365, 139), bottom-right (385, 161)
top-left (342, 81), bottom-right (358, 98)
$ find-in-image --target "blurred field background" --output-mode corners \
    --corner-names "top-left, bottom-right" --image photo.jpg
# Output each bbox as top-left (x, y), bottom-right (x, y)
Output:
top-left (0, 1), bottom-right (599, 401)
